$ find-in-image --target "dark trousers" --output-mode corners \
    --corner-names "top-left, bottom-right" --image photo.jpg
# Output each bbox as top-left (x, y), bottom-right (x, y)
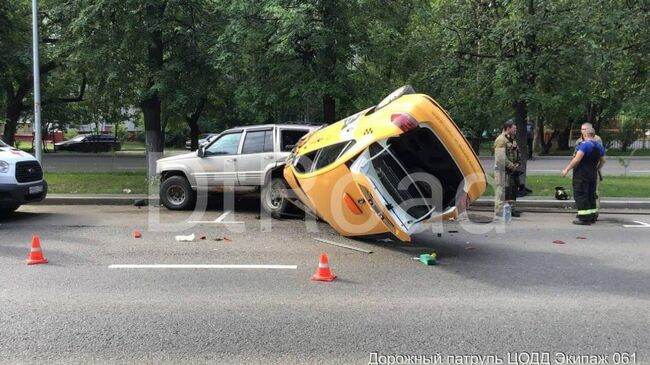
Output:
top-left (573, 178), bottom-right (597, 221)
top-left (505, 173), bottom-right (519, 201)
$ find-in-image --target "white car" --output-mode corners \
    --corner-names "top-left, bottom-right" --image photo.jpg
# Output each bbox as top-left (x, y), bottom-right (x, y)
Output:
top-left (0, 140), bottom-right (48, 214)
top-left (157, 124), bottom-right (316, 215)
top-left (185, 133), bottom-right (218, 150)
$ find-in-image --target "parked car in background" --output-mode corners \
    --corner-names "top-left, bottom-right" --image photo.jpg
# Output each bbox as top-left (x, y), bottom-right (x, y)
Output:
top-left (0, 139), bottom-right (47, 214)
top-left (283, 86), bottom-right (487, 242)
top-left (157, 124), bottom-right (317, 216)
top-left (55, 134), bottom-right (121, 152)
top-left (185, 133), bottom-right (218, 150)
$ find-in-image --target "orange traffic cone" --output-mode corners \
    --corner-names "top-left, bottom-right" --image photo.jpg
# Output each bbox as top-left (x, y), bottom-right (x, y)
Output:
top-left (26, 235), bottom-right (48, 265)
top-left (312, 253), bottom-right (336, 282)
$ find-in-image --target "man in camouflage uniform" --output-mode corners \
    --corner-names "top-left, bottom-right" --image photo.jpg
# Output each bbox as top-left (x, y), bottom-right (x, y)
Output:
top-left (494, 121), bottom-right (522, 218)
top-left (574, 122), bottom-right (604, 219)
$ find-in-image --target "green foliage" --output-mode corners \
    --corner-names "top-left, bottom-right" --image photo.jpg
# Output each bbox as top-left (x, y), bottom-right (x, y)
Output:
top-left (1, 0), bottom-right (648, 154)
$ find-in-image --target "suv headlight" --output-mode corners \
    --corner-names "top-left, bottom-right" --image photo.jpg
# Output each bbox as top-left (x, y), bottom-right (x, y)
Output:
top-left (0, 160), bottom-right (9, 174)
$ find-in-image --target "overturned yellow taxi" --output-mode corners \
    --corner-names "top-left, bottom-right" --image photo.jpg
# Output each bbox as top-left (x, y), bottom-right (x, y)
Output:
top-left (283, 86), bottom-right (486, 242)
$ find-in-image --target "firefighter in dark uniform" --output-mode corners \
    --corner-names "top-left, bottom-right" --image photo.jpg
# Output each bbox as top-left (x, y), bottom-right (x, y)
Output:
top-left (575, 122), bottom-right (604, 219)
top-left (562, 128), bottom-right (606, 225)
top-left (494, 121), bottom-right (521, 218)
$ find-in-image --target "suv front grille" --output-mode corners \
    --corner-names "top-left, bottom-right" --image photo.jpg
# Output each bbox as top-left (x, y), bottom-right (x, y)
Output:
top-left (15, 161), bottom-right (43, 183)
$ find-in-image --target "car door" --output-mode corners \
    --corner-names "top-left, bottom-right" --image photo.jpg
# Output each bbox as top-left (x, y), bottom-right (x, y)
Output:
top-left (236, 128), bottom-right (275, 185)
top-left (194, 132), bottom-right (243, 188)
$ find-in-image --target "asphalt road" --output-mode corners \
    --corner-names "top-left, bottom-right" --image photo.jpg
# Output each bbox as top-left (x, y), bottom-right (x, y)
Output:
top-left (42, 153), bottom-right (650, 175)
top-left (1, 204), bottom-right (649, 364)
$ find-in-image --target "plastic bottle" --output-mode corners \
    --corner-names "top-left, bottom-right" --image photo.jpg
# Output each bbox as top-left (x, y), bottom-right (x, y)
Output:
top-left (503, 201), bottom-right (512, 223)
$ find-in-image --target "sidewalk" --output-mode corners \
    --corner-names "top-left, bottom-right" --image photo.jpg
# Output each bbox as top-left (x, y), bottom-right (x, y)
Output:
top-left (38, 194), bottom-right (650, 210)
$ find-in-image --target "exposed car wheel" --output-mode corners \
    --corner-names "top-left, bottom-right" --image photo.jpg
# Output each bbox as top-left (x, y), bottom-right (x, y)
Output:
top-left (160, 176), bottom-right (196, 210)
top-left (261, 178), bottom-right (289, 218)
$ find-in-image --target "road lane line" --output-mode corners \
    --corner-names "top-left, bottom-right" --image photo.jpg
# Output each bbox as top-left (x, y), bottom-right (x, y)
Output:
top-left (108, 264), bottom-right (297, 269)
top-left (189, 210), bottom-right (244, 224)
top-left (623, 221), bottom-right (650, 228)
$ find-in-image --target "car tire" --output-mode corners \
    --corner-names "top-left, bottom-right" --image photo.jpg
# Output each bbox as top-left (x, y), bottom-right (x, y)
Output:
top-left (0, 206), bottom-right (19, 215)
top-left (261, 178), bottom-right (290, 218)
top-left (160, 175), bottom-right (196, 210)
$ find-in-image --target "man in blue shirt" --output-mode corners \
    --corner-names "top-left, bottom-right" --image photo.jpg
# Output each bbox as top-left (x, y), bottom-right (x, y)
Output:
top-left (562, 128), bottom-right (606, 225)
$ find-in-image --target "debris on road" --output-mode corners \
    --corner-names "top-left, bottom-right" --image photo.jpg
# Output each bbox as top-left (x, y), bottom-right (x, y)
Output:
top-left (314, 238), bottom-right (373, 254)
top-left (213, 236), bottom-right (232, 242)
top-left (132, 231), bottom-right (142, 238)
top-left (576, 236), bottom-right (587, 240)
top-left (553, 240), bottom-right (566, 244)
top-left (418, 252), bottom-right (438, 265)
top-left (448, 230), bottom-right (459, 233)
top-left (175, 234), bottom-right (195, 242)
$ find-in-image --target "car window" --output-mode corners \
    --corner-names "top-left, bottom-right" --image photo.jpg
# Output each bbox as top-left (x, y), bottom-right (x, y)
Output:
top-left (240, 130), bottom-right (267, 154)
top-left (263, 131), bottom-right (273, 152)
top-left (0, 140), bottom-right (9, 148)
top-left (206, 133), bottom-right (242, 155)
top-left (293, 150), bottom-right (318, 173)
top-left (280, 129), bottom-right (309, 151)
top-left (312, 141), bottom-right (355, 171)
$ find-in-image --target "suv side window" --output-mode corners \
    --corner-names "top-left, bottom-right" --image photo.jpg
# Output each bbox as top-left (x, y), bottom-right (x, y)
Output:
top-left (206, 133), bottom-right (242, 155)
top-left (242, 130), bottom-right (273, 154)
top-left (281, 129), bottom-right (309, 151)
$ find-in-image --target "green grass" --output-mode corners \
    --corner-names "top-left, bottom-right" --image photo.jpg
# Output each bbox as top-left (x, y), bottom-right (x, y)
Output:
top-left (484, 175), bottom-right (650, 198)
top-left (44, 172), bottom-right (650, 198)
top-left (121, 141), bottom-right (146, 151)
top-left (45, 172), bottom-right (149, 194)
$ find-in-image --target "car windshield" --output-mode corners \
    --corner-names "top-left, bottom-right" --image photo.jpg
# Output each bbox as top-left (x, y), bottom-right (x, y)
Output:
top-left (0, 140), bottom-right (9, 148)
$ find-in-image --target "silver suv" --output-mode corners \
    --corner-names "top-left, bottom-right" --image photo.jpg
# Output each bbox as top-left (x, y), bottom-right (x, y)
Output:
top-left (156, 124), bottom-right (316, 215)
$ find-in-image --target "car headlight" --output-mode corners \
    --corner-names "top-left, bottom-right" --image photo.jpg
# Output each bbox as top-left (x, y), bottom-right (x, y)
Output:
top-left (0, 160), bottom-right (9, 174)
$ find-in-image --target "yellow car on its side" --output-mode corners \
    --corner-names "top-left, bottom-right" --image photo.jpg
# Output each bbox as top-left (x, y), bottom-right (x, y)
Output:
top-left (283, 86), bottom-right (486, 242)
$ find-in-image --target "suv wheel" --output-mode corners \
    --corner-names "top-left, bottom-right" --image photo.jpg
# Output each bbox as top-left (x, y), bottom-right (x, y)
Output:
top-left (160, 175), bottom-right (196, 210)
top-left (0, 206), bottom-right (19, 215)
top-left (261, 178), bottom-right (289, 218)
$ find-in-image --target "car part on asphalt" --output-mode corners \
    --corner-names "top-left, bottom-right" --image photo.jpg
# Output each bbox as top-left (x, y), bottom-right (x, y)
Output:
top-left (313, 238), bottom-right (373, 254)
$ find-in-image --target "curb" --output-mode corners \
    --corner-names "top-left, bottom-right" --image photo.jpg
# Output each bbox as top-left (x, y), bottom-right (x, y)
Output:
top-left (37, 194), bottom-right (650, 210)
top-left (474, 198), bottom-right (650, 210)
top-left (38, 194), bottom-right (150, 205)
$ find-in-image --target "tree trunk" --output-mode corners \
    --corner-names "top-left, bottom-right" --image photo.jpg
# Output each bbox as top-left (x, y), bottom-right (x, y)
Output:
top-left (143, 2), bottom-right (166, 180)
top-left (187, 98), bottom-right (206, 151)
top-left (470, 136), bottom-right (481, 156)
top-left (323, 95), bottom-right (336, 124)
top-left (514, 100), bottom-right (528, 185)
top-left (557, 118), bottom-right (573, 150)
top-left (534, 117), bottom-right (544, 155)
top-left (3, 100), bottom-right (21, 146)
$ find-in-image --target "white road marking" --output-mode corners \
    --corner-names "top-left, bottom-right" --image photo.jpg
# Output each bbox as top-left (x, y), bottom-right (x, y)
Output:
top-left (623, 221), bottom-right (650, 228)
top-left (189, 210), bottom-right (244, 224)
top-left (109, 264), bottom-right (297, 269)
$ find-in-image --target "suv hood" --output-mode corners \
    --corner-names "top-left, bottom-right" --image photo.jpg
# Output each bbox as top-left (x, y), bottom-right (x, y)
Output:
top-left (156, 152), bottom-right (197, 164)
top-left (0, 147), bottom-right (39, 164)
